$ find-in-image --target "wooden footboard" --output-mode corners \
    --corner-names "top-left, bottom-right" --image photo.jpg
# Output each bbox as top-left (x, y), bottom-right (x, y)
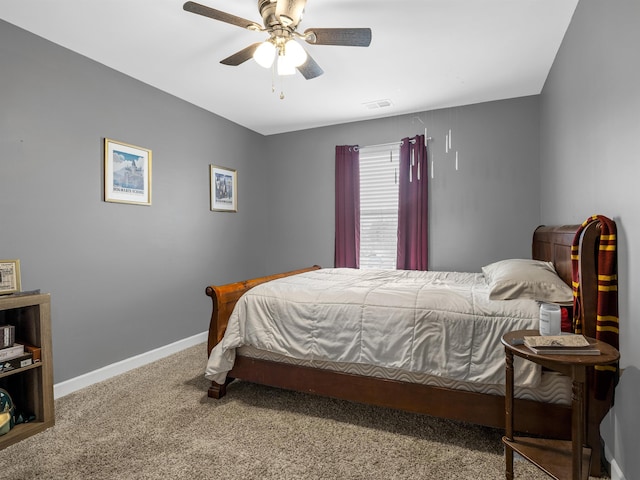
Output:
top-left (205, 265), bottom-right (321, 355)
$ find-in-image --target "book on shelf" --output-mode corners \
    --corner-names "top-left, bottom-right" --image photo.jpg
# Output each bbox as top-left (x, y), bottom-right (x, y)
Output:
top-left (17, 342), bottom-right (41, 363)
top-left (0, 352), bottom-right (33, 373)
top-left (0, 325), bottom-right (15, 349)
top-left (523, 334), bottom-right (601, 355)
top-left (0, 343), bottom-right (25, 361)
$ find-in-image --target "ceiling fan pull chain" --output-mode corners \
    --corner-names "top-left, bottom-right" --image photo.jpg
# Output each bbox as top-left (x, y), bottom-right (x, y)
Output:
top-left (279, 75), bottom-right (286, 99)
top-left (271, 62), bottom-right (276, 93)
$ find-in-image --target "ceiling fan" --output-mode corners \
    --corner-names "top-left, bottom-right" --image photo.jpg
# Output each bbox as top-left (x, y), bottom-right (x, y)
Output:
top-left (183, 0), bottom-right (372, 80)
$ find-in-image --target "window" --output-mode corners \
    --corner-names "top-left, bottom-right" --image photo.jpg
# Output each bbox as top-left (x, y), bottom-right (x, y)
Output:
top-left (358, 145), bottom-right (400, 269)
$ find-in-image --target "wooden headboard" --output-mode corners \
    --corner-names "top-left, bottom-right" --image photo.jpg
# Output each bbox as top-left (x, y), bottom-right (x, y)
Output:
top-left (532, 223), bottom-right (601, 338)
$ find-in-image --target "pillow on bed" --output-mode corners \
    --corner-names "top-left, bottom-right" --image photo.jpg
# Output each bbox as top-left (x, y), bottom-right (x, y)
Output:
top-left (482, 259), bottom-right (573, 303)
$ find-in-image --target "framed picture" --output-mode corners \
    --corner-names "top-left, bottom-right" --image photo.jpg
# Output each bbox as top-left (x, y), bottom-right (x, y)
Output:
top-left (104, 138), bottom-right (152, 205)
top-left (0, 260), bottom-right (21, 295)
top-left (210, 165), bottom-right (237, 212)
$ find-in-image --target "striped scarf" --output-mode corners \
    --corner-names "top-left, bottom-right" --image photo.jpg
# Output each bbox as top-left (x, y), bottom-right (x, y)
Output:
top-left (571, 215), bottom-right (618, 398)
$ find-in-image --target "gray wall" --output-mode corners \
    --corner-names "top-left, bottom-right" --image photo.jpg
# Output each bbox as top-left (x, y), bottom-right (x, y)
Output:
top-left (540, 0), bottom-right (639, 478)
top-left (1, 20), bottom-right (270, 383)
top-left (264, 96), bottom-right (541, 274)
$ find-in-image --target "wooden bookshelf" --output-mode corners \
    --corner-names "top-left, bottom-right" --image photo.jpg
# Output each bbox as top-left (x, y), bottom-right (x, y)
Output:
top-left (0, 293), bottom-right (54, 449)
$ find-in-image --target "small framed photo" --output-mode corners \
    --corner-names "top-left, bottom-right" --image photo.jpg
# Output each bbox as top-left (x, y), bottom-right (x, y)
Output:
top-left (104, 138), bottom-right (152, 205)
top-left (0, 260), bottom-right (21, 295)
top-left (210, 165), bottom-right (237, 212)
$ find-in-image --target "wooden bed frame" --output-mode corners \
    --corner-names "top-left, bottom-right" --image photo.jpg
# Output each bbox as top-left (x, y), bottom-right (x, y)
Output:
top-left (205, 223), bottom-right (614, 476)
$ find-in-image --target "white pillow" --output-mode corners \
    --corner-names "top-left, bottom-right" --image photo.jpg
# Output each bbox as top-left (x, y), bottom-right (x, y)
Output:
top-left (482, 258), bottom-right (573, 303)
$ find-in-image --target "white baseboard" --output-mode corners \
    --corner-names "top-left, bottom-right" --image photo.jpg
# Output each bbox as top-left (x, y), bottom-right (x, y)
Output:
top-left (53, 331), bottom-right (208, 399)
top-left (610, 459), bottom-right (625, 480)
top-left (604, 444), bottom-right (627, 480)
top-left (608, 456), bottom-right (626, 480)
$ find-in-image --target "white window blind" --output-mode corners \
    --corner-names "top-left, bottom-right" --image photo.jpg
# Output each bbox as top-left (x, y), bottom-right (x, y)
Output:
top-left (359, 145), bottom-right (400, 270)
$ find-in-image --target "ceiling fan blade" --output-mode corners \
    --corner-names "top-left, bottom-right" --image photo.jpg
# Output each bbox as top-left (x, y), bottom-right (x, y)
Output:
top-left (276, 0), bottom-right (307, 27)
top-left (297, 53), bottom-right (324, 80)
top-left (304, 28), bottom-right (372, 47)
top-left (183, 1), bottom-right (262, 30)
top-left (220, 43), bottom-right (262, 66)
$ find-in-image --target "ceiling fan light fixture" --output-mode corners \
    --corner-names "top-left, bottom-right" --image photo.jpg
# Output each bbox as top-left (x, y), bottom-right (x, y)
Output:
top-left (184, 1), bottom-right (372, 82)
top-left (277, 54), bottom-right (296, 76)
top-left (253, 41), bottom-right (276, 68)
top-left (284, 39), bottom-right (307, 67)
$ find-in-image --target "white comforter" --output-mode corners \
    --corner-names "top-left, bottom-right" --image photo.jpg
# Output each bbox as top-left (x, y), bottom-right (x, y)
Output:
top-left (205, 268), bottom-right (541, 387)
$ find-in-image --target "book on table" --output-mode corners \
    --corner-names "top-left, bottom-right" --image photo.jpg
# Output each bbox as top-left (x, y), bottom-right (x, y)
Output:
top-left (523, 334), bottom-right (600, 355)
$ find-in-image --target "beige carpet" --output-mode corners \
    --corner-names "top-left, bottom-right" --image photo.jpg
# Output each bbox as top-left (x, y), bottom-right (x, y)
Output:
top-left (0, 343), bottom-right (608, 479)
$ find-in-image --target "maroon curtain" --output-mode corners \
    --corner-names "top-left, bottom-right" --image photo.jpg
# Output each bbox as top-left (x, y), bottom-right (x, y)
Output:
top-left (334, 145), bottom-right (360, 268)
top-left (397, 135), bottom-right (428, 270)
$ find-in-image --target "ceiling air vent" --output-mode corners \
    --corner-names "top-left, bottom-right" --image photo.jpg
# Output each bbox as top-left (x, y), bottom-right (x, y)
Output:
top-left (363, 99), bottom-right (393, 110)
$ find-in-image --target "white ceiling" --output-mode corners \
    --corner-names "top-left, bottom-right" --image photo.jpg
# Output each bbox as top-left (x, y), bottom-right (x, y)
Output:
top-left (0, 0), bottom-right (578, 136)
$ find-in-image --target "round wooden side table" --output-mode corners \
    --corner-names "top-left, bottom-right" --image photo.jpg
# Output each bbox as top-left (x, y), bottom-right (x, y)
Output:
top-left (501, 330), bottom-right (619, 480)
